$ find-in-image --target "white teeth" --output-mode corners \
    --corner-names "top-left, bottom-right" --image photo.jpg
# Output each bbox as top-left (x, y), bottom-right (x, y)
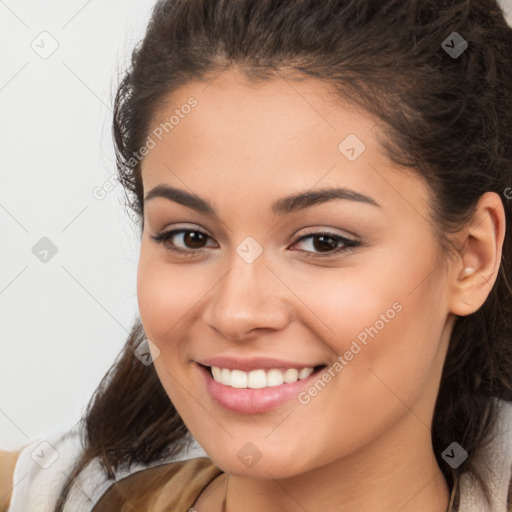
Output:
top-left (211, 366), bottom-right (222, 381)
top-left (209, 366), bottom-right (317, 388)
top-left (283, 368), bottom-right (299, 383)
top-left (230, 369), bottom-right (248, 388)
top-left (220, 368), bottom-right (231, 386)
top-left (248, 369), bottom-right (266, 389)
top-left (266, 369), bottom-right (284, 387)
top-left (299, 367), bottom-right (314, 379)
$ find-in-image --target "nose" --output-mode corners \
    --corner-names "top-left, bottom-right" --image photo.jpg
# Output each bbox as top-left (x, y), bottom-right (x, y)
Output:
top-left (202, 250), bottom-right (291, 341)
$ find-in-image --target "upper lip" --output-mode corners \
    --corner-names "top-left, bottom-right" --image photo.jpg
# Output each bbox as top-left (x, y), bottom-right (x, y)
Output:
top-left (198, 356), bottom-right (326, 372)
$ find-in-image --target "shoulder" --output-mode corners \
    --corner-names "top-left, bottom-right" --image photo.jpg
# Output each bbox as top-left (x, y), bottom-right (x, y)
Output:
top-left (91, 457), bottom-right (223, 512)
top-left (0, 448), bottom-right (21, 512)
top-left (6, 427), bottom-right (208, 512)
top-left (457, 398), bottom-right (512, 512)
top-left (6, 428), bottom-right (94, 512)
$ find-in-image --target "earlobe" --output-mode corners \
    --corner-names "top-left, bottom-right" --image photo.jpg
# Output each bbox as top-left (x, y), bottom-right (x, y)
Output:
top-left (449, 192), bottom-right (506, 317)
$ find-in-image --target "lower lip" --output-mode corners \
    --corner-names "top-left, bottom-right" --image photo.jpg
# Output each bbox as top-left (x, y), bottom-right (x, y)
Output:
top-left (197, 364), bottom-right (324, 414)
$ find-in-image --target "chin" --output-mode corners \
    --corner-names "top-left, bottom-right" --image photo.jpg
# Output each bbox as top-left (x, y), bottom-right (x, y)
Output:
top-left (204, 446), bottom-right (311, 480)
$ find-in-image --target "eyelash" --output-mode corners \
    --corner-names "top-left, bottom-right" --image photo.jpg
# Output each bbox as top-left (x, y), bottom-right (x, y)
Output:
top-left (150, 228), bottom-right (360, 259)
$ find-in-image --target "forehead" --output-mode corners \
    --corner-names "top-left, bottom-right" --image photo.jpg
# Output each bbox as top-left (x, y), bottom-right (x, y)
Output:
top-left (145, 67), bottom-right (372, 163)
top-left (140, 68), bottom-right (430, 217)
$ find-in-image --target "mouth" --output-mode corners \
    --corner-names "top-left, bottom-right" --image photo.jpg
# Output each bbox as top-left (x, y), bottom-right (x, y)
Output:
top-left (196, 362), bottom-right (328, 414)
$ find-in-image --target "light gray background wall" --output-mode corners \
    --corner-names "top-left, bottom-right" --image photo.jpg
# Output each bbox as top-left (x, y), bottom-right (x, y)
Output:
top-left (0, 1), bottom-right (155, 450)
top-left (1, 0), bottom-right (512, 450)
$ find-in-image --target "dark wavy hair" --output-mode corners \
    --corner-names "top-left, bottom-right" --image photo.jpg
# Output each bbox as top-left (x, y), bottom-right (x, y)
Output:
top-left (54, 1), bottom-right (512, 510)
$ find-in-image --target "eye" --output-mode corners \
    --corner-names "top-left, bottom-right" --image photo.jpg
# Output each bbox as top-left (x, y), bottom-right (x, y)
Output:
top-left (290, 231), bottom-right (360, 258)
top-left (150, 228), bottom-right (216, 256)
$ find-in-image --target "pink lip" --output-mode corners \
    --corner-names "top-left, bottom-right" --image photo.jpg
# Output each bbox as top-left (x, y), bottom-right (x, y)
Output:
top-left (199, 356), bottom-right (323, 372)
top-left (196, 363), bottom-right (325, 414)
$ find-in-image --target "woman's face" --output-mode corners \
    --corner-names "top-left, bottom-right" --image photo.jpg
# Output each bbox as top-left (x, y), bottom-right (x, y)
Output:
top-left (137, 67), bottom-right (455, 478)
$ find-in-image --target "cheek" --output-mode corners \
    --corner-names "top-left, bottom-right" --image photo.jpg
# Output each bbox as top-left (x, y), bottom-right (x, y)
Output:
top-left (136, 251), bottom-right (205, 343)
top-left (284, 257), bottom-right (406, 351)
top-left (136, 252), bottom-right (204, 407)
top-left (273, 255), bottom-right (447, 464)
top-left (305, 239), bottom-right (446, 359)
top-left (288, 243), bottom-right (447, 405)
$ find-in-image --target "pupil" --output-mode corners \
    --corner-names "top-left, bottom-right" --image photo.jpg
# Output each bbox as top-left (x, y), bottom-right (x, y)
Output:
top-left (185, 231), bottom-right (205, 248)
top-left (314, 235), bottom-right (337, 252)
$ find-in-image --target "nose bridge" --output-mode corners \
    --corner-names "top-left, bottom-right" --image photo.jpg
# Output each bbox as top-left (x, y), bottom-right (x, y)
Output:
top-left (204, 241), bottom-right (290, 339)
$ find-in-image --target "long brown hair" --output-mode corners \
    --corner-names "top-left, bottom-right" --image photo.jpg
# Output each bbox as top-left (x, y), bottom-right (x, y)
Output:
top-left (54, 1), bottom-right (512, 509)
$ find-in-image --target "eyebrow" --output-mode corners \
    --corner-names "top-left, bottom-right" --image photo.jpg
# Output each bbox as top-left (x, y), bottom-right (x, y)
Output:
top-left (144, 184), bottom-right (380, 218)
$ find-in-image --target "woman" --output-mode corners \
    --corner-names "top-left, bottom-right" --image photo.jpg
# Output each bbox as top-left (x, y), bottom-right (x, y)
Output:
top-left (4, 0), bottom-right (512, 511)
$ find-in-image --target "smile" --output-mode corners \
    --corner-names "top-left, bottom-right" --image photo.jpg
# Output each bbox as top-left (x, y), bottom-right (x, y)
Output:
top-left (197, 363), bottom-right (327, 414)
top-left (209, 365), bottom-right (319, 388)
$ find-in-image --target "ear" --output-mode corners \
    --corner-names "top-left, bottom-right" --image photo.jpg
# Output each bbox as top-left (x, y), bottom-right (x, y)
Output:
top-left (448, 191), bottom-right (506, 316)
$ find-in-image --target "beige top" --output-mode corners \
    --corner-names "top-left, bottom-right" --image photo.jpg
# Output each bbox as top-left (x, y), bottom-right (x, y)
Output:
top-left (90, 457), bottom-right (223, 512)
